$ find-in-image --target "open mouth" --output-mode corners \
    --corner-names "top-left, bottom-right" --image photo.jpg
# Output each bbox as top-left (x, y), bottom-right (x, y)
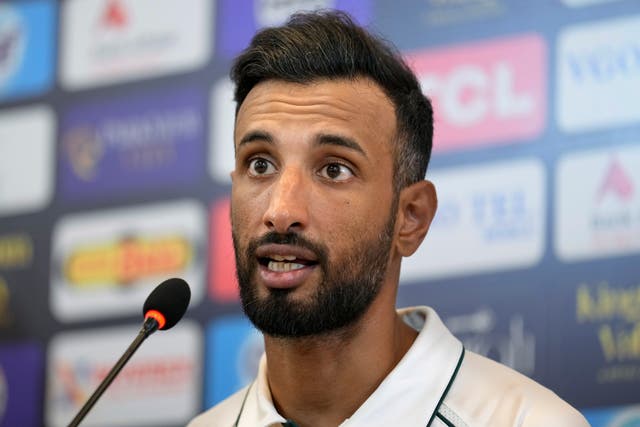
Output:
top-left (258, 254), bottom-right (318, 272)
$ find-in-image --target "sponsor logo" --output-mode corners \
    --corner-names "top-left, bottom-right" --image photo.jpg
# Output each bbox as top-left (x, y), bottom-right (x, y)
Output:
top-left (65, 235), bottom-right (192, 287)
top-left (557, 15), bottom-right (640, 132)
top-left (0, 343), bottom-right (43, 427)
top-left (61, 0), bottom-right (211, 89)
top-left (0, 6), bottom-right (25, 86)
top-left (217, 0), bottom-right (372, 58)
top-left (555, 145), bottom-right (640, 261)
top-left (205, 315), bottom-right (263, 406)
top-left (0, 1), bottom-right (55, 101)
top-left (209, 198), bottom-right (239, 302)
top-left (59, 89), bottom-right (205, 199)
top-left (597, 158), bottom-right (634, 204)
top-left (577, 282), bottom-right (640, 362)
top-left (401, 158), bottom-right (545, 282)
top-left (210, 79), bottom-right (236, 183)
top-left (62, 127), bottom-right (103, 182)
top-left (576, 280), bottom-right (640, 385)
top-left (445, 308), bottom-right (535, 374)
top-left (46, 322), bottom-right (201, 427)
top-left (421, 0), bottom-right (507, 27)
top-left (0, 106), bottom-right (54, 217)
top-left (0, 233), bottom-right (32, 270)
top-left (407, 34), bottom-right (546, 152)
top-left (51, 200), bottom-right (205, 321)
top-left (0, 276), bottom-right (11, 328)
top-left (101, 0), bottom-right (127, 28)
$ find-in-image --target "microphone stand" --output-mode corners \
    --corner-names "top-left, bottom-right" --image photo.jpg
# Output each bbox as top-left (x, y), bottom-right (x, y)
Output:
top-left (67, 317), bottom-right (160, 427)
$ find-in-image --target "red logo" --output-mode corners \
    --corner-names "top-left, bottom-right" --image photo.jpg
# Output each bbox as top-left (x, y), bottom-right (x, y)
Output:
top-left (209, 198), bottom-right (239, 302)
top-left (101, 0), bottom-right (127, 28)
top-left (406, 34), bottom-right (546, 152)
top-left (597, 157), bottom-right (634, 203)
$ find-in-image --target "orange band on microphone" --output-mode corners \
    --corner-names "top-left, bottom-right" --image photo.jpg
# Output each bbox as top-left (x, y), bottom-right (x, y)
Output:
top-left (145, 310), bottom-right (166, 329)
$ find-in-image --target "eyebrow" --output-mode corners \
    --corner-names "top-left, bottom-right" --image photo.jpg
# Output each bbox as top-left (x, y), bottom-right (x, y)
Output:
top-left (238, 130), bottom-right (274, 147)
top-left (237, 130), bottom-right (367, 158)
top-left (316, 133), bottom-right (367, 158)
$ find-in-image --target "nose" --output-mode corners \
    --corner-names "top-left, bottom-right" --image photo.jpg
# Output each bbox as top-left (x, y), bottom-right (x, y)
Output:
top-left (263, 166), bottom-right (310, 234)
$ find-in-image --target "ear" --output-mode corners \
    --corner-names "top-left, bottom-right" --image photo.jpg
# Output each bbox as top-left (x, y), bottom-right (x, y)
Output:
top-left (395, 180), bottom-right (437, 257)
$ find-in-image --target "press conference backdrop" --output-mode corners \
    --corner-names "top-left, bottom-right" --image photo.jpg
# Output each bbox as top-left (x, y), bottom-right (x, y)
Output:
top-left (0, 0), bottom-right (638, 425)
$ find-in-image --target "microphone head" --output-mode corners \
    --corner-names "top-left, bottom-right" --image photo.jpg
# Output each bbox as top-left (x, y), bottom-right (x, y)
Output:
top-left (143, 278), bottom-right (191, 330)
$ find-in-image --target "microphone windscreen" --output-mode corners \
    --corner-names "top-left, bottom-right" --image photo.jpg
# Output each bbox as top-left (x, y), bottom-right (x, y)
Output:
top-left (142, 278), bottom-right (191, 330)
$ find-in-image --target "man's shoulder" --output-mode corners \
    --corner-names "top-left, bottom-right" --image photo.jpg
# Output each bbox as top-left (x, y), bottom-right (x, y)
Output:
top-left (445, 350), bottom-right (590, 427)
top-left (187, 385), bottom-right (250, 427)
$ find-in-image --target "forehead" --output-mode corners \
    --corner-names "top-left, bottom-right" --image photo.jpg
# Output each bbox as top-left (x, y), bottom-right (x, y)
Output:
top-left (234, 78), bottom-right (397, 150)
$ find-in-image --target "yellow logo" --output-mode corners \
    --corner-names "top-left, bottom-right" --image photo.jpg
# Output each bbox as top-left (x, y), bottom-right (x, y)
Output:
top-left (576, 282), bottom-right (640, 363)
top-left (65, 236), bottom-right (192, 287)
top-left (63, 126), bottom-right (104, 181)
top-left (577, 282), bottom-right (640, 324)
top-left (0, 277), bottom-right (12, 327)
top-left (0, 234), bottom-right (32, 269)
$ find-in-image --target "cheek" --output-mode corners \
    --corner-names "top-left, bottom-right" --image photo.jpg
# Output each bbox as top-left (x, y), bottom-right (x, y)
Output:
top-left (316, 195), bottom-right (374, 240)
top-left (344, 192), bottom-right (394, 238)
top-left (230, 191), bottom-right (257, 239)
top-left (233, 179), bottom-right (268, 212)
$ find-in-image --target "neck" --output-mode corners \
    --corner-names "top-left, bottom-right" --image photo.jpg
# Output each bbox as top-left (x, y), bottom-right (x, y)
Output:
top-left (263, 289), bottom-right (417, 427)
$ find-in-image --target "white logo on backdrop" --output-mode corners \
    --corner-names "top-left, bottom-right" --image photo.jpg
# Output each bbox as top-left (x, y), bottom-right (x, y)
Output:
top-left (557, 15), bottom-right (640, 132)
top-left (555, 144), bottom-right (640, 261)
top-left (445, 308), bottom-right (536, 375)
top-left (0, 106), bottom-right (54, 217)
top-left (46, 321), bottom-right (201, 427)
top-left (50, 200), bottom-right (206, 321)
top-left (401, 158), bottom-right (545, 282)
top-left (61, 0), bottom-right (212, 89)
top-left (210, 78), bottom-right (236, 183)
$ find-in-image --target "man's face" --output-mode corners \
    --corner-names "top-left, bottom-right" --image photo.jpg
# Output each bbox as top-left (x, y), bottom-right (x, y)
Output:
top-left (231, 78), bottom-right (398, 338)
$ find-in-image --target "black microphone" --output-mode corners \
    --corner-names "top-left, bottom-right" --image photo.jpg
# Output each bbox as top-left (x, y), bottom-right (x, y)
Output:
top-left (67, 278), bottom-right (191, 427)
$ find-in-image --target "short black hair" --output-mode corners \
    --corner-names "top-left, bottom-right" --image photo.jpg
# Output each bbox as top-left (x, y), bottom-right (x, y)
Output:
top-left (231, 10), bottom-right (433, 190)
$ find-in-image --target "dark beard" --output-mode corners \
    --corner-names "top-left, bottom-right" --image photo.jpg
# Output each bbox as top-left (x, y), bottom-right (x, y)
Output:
top-left (232, 212), bottom-right (396, 338)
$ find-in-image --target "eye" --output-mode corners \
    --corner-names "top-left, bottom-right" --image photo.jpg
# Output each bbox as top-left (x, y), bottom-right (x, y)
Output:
top-left (319, 162), bottom-right (354, 181)
top-left (248, 157), bottom-right (276, 176)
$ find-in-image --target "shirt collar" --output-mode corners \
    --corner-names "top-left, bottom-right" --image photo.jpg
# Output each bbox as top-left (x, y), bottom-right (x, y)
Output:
top-left (245, 355), bottom-right (288, 426)
top-left (239, 306), bottom-right (462, 427)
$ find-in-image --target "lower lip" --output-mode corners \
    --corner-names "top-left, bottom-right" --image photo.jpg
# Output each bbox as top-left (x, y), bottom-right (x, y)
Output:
top-left (257, 263), bottom-right (317, 289)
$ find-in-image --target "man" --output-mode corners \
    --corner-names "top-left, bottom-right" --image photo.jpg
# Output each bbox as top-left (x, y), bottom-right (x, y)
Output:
top-left (190, 11), bottom-right (589, 427)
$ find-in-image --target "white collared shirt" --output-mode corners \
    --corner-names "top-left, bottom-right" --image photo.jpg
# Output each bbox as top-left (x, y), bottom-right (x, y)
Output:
top-left (189, 307), bottom-right (590, 427)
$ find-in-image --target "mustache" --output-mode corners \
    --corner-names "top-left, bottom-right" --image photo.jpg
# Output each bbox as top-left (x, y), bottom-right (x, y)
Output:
top-left (248, 231), bottom-right (329, 264)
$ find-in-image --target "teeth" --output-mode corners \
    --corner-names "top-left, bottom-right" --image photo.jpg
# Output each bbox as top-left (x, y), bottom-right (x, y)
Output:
top-left (271, 254), bottom-right (297, 261)
top-left (268, 261), bottom-right (305, 272)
